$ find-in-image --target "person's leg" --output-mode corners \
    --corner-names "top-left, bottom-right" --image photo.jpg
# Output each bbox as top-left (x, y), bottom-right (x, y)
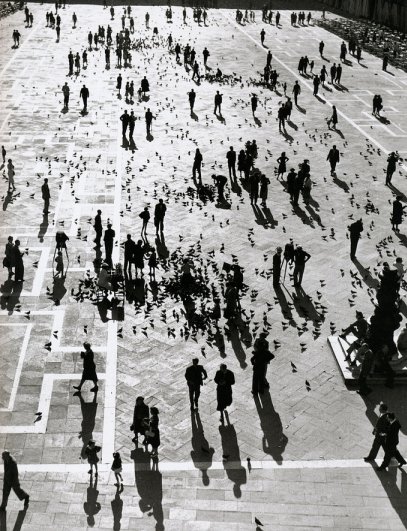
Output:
top-left (13, 483), bottom-right (28, 503)
top-left (0, 484), bottom-right (12, 509)
top-left (365, 437), bottom-right (383, 460)
top-left (194, 385), bottom-right (201, 408)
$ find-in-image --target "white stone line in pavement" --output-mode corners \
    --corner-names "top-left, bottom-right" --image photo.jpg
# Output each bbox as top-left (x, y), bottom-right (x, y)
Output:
top-left (5, 459), bottom-right (403, 474)
top-left (223, 12), bottom-right (407, 172)
top-left (51, 143), bottom-right (74, 227)
top-left (29, 246), bottom-right (50, 297)
top-left (101, 320), bottom-right (117, 464)
top-left (0, 374), bottom-right (106, 434)
top-left (0, 323), bottom-right (32, 412)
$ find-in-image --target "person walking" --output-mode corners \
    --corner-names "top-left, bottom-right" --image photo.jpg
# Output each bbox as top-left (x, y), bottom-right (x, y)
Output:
top-left (41, 178), bottom-right (50, 214)
top-left (188, 88), bottom-right (196, 113)
top-left (214, 364), bottom-right (235, 422)
top-left (214, 91), bottom-right (223, 115)
top-left (251, 347), bottom-right (274, 395)
top-left (94, 210), bottom-right (102, 247)
top-left (251, 94), bottom-right (258, 116)
top-left (226, 146), bottom-right (236, 179)
top-left (133, 240), bottom-right (145, 277)
top-left (386, 152), bottom-right (399, 185)
top-left (154, 199), bottom-right (166, 234)
top-left (62, 82), bottom-right (70, 109)
top-left (193, 148), bottom-right (203, 183)
top-left (185, 358), bottom-right (207, 411)
top-left (348, 218), bottom-right (363, 259)
top-left (377, 413), bottom-right (406, 470)
top-left (84, 439), bottom-right (101, 476)
top-left (111, 452), bottom-right (123, 487)
top-left (1, 145), bottom-right (6, 165)
top-left (80, 84), bottom-right (89, 112)
top-left (0, 452), bottom-right (29, 511)
top-left (292, 81), bottom-right (301, 106)
top-left (104, 223), bottom-right (115, 265)
top-left (391, 196), bottom-right (406, 232)
top-left (123, 234), bottom-right (135, 276)
top-left (293, 245), bottom-right (310, 286)
top-left (327, 105), bottom-right (338, 130)
top-left (3, 236), bottom-right (14, 279)
top-left (120, 109), bottom-right (130, 137)
top-left (131, 396), bottom-right (149, 445)
top-left (272, 247), bottom-right (283, 286)
top-left (139, 207), bottom-right (150, 237)
top-left (364, 403), bottom-right (390, 462)
top-left (327, 145), bottom-right (340, 176)
top-left (259, 173), bottom-right (270, 206)
top-left (260, 28), bottom-right (265, 46)
top-left (145, 407), bottom-right (160, 457)
top-left (145, 108), bottom-right (153, 136)
top-left (13, 240), bottom-right (24, 282)
top-left (73, 342), bottom-right (98, 393)
top-left (7, 159), bottom-right (16, 193)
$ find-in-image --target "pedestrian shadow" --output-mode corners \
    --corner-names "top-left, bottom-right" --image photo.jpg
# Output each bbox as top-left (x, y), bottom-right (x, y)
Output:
top-left (190, 111), bottom-right (198, 121)
top-left (155, 234), bottom-right (169, 263)
top-left (219, 413), bottom-right (247, 498)
top-left (0, 279), bottom-right (23, 315)
top-left (322, 56), bottom-right (331, 62)
top-left (293, 204), bottom-right (314, 227)
top-left (216, 114), bottom-right (226, 124)
top-left (343, 58), bottom-right (353, 66)
top-left (262, 206), bottom-right (279, 228)
top-left (254, 391), bottom-right (287, 464)
top-left (1, 507), bottom-right (27, 531)
top-left (38, 213), bottom-right (49, 242)
top-left (132, 446), bottom-right (164, 531)
top-left (395, 231), bottom-right (407, 248)
top-left (273, 284), bottom-right (296, 324)
top-left (254, 116), bottom-right (262, 127)
top-left (351, 258), bottom-right (380, 290)
top-left (61, 107), bottom-right (68, 114)
top-left (322, 84), bottom-right (332, 92)
top-left (287, 119), bottom-right (298, 131)
top-left (190, 411), bottom-right (214, 486)
top-left (291, 284), bottom-right (323, 323)
top-left (2, 193), bottom-right (13, 211)
top-left (216, 198), bottom-right (232, 209)
top-left (84, 475), bottom-right (101, 527)
top-left (230, 178), bottom-right (242, 196)
top-left (388, 183), bottom-right (406, 201)
top-left (305, 203), bottom-right (323, 227)
top-left (333, 174), bottom-right (349, 192)
top-left (281, 129), bottom-right (294, 143)
top-left (377, 115), bottom-right (391, 125)
top-left (335, 83), bottom-right (349, 92)
top-left (225, 316), bottom-right (249, 369)
top-left (74, 390), bottom-right (98, 460)
top-left (129, 138), bottom-right (137, 151)
top-left (384, 70), bottom-right (395, 77)
top-left (296, 104), bottom-right (306, 114)
top-left (52, 275), bottom-right (67, 302)
top-left (146, 133), bottom-right (154, 142)
top-left (315, 94), bottom-right (326, 104)
top-left (111, 485), bottom-right (124, 531)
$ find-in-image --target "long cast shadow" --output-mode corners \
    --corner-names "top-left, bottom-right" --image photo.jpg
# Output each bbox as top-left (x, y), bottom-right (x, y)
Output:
top-left (219, 414), bottom-right (247, 498)
top-left (83, 475), bottom-right (101, 527)
top-left (254, 391), bottom-right (287, 464)
top-left (74, 391), bottom-right (98, 460)
top-left (132, 446), bottom-right (164, 530)
top-left (190, 411), bottom-right (214, 485)
top-left (111, 485), bottom-right (124, 531)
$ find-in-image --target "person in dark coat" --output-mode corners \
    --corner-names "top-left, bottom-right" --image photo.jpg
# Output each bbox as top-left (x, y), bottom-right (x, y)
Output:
top-left (249, 172), bottom-right (259, 205)
top-left (327, 145), bottom-right (340, 176)
top-left (73, 342), bottom-right (98, 393)
top-left (188, 89), bottom-right (196, 113)
top-left (391, 196), bottom-right (406, 232)
top-left (348, 218), bottom-right (363, 259)
top-left (277, 152), bottom-right (289, 179)
top-left (377, 413), bottom-right (406, 470)
top-left (3, 236), bottom-right (14, 278)
top-left (286, 168), bottom-right (296, 202)
top-left (251, 348), bottom-right (275, 395)
top-left (226, 147), bottom-right (237, 179)
top-left (131, 396), bottom-right (150, 445)
top-left (273, 247), bottom-right (283, 286)
top-left (13, 239), bottom-right (24, 282)
top-left (185, 358), bottom-right (207, 411)
top-left (212, 174), bottom-right (227, 202)
top-left (293, 245), bottom-right (310, 286)
top-left (123, 234), bottom-right (135, 276)
top-left (84, 439), bottom-right (101, 476)
top-left (133, 240), bottom-right (145, 277)
top-left (141, 76), bottom-right (149, 96)
top-left (327, 105), bottom-right (338, 130)
top-left (192, 148), bottom-right (203, 183)
top-left (364, 403), bottom-right (390, 462)
top-left (80, 84), bottom-right (89, 111)
top-left (104, 223), bottom-right (115, 265)
top-left (41, 178), bottom-right (50, 214)
top-left (0, 452), bottom-right (29, 511)
top-left (214, 364), bottom-right (235, 421)
top-left (259, 174), bottom-right (270, 206)
top-left (386, 152), bottom-right (399, 185)
top-left (94, 210), bottom-right (102, 247)
top-left (120, 110), bottom-right (130, 137)
top-left (154, 199), bottom-right (166, 234)
top-left (237, 150), bottom-right (245, 177)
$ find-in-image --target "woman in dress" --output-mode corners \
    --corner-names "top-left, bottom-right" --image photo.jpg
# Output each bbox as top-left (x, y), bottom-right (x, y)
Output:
top-left (392, 195), bottom-right (406, 232)
top-left (259, 174), bottom-right (270, 206)
top-left (277, 152), bottom-right (289, 179)
top-left (133, 240), bottom-right (145, 277)
top-left (73, 342), bottom-right (98, 393)
top-left (3, 236), bottom-right (14, 278)
top-left (85, 439), bottom-right (101, 476)
top-left (237, 150), bottom-right (245, 178)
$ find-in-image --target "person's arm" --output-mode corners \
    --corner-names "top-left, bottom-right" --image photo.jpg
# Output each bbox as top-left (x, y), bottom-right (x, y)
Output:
top-left (202, 367), bottom-right (208, 380)
top-left (305, 252), bottom-right (311, 262)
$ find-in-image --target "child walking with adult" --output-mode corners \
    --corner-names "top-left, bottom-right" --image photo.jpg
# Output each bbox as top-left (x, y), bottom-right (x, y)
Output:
top-left (85, 439), bottom-right (101, 476)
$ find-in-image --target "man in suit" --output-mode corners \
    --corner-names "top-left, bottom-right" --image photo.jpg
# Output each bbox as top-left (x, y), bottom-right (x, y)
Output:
top-left (185, 359), bottom-right (207, 411)
top-left (104, 223), bottom-right (115, 266)
top-left (348, 218), bottom-right (363, 260)
top-left (94, 210), bottom-right (102, 247)
top-left (0, 452), bottom-right (29, 511)
top-left (123, 234), bottom-right (135, 276)
top-left (80, 84), bottom-right (89, 111)
top-left (154, 199), bottom-right (167, 234)
top-left (327, 145), bottom-right (340, 175)
top-left (293, 245), bottom-right (311, 286)
top-left (377, 413), bottom-right (406, 470)
top-left (364, 403), bottom-right (389, 462)
top-left (226, 147), bottom-right (236, 179)
top-left (41, 178), bottom-right (50, 214)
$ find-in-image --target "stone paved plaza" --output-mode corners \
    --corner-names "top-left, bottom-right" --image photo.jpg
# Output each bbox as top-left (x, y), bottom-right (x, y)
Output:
top-left (0, 2), bottom-right (407, 529)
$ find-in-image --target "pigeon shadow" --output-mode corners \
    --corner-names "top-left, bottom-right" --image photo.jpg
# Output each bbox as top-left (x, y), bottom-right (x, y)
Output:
top-left (219, 414), bottom-right (247, 498)
top-left (132, 446), bottom-right (164, 531)
top-left (190, 411), bottom-right (214, 486)
top-left (75, 390), bottom-right (98, 460)
top-left (254, 391), bottom-right (287, 464)
top-left (84, 475), bottom-right (101, 528)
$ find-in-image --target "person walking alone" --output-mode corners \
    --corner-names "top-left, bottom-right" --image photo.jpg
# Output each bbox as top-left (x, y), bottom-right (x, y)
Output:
top-left (364, 403), bottom-right (390, 462)
top-left (0, 452), bottom-right (29, 511)
top-left (73, 342), bottom-right (99, 393)
top-left (214, 364), bottom-right (235, 422)
top-left (41, 178), bottom-right (50, 214)
top-left (185, 358), bottom-right (207, 411)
